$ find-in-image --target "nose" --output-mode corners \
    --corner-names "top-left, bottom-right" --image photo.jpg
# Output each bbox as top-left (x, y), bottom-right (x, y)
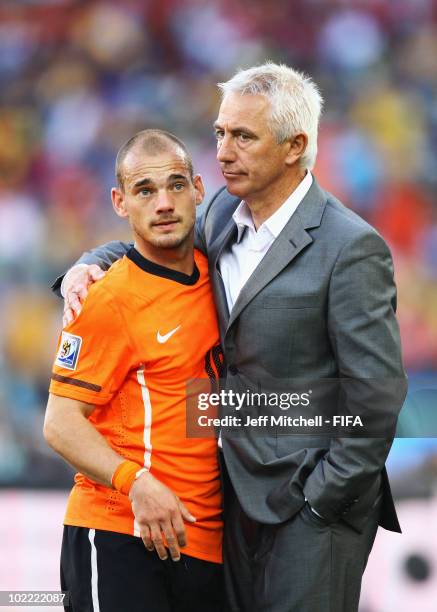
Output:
top-left (154, 190), bottom-right (175, 214)
top-left (217, 134), bottom-right (236, 163)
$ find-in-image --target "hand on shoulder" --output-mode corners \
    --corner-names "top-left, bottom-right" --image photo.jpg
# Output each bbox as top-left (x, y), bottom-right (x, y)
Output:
top-left (62, 264), bottom-right (106, 326)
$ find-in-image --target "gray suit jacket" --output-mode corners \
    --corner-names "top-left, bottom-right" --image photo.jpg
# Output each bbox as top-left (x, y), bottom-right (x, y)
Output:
top-left (199, 179), bottom-right (407, 533)
top-left (54, 178), bottom-right (407, 533)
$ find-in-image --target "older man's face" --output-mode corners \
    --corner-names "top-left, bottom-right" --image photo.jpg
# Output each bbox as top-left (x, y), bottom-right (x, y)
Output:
top-left (214, 92), bottom-right (293, 204)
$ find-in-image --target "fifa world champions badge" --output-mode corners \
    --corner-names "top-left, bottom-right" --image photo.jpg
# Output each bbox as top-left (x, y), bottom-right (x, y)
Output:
top-left (55, 332), bottom-right (82, 370)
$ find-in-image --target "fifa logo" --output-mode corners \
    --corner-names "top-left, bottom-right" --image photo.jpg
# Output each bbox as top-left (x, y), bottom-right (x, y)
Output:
top-left (55, 332), bottom-right (82, 371)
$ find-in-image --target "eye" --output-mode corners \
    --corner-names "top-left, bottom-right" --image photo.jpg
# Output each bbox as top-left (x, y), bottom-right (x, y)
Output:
top-left (139, 188), bottom-right (151, 196)
top-left (238, 132), bottom-right (250, 142)
top-left (215, 130), bottom-right (224, 141)
top-left (173, 182), bottom-right (185, 191)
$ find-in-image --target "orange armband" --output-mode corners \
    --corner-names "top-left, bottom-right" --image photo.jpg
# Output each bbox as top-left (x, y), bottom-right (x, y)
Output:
top-left (112, 460), bottom-right (145, 495)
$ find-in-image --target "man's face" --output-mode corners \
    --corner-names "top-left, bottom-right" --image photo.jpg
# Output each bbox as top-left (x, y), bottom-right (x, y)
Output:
top-left (214, 92), bottom-right (294, 202)
top-left (112, 148), bottom-right (204, 252)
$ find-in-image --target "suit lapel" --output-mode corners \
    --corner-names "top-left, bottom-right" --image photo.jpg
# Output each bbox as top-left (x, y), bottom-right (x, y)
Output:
top-left (209, 216), bottom-right (238, 271)
top-left (226, 179), bottom-right (327, 332)
top-left (226, 217), bottom-right (311, 330)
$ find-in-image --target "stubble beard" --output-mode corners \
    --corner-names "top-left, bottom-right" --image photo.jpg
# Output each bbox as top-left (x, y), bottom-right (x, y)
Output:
top-left (133, 220), bottom-right (194, 251)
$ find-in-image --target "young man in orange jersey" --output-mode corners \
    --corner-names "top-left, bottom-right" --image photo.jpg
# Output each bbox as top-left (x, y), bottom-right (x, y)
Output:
top-left (44, 130), bottom-right (224, 612)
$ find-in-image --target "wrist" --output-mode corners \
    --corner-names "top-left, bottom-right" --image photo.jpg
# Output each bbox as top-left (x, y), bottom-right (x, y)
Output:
top-left (112, 460), bottom-right (147, 495)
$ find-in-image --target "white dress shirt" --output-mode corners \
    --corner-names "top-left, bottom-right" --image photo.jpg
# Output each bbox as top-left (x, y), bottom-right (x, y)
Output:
top-left (219, 171), bottom-right (313, 311)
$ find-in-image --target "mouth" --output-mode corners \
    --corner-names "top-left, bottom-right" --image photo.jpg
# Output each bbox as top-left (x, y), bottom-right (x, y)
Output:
top-left (222, 171), bottom-right (244, 178)
top-left (152, 220), bottom-right (180, 231)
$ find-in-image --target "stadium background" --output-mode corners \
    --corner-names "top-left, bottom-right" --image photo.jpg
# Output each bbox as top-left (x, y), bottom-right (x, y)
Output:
top-left (0, 0), bottom-right (436, 610)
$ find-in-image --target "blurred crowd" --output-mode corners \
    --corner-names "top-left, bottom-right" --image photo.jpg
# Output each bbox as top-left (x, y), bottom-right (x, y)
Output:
top-left (0, 0), bottom-right (437, 486)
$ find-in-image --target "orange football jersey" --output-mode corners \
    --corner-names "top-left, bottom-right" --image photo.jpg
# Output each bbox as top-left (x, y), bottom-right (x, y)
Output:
top-left (49, 248), bottom-right (223, 564)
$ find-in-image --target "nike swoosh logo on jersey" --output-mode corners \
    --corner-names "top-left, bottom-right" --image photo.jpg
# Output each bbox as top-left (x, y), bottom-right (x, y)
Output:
top-left (157, 325), bottom-right (181, 344)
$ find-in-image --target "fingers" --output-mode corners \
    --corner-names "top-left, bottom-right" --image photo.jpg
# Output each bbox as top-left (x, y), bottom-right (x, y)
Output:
top-left (140, 518), bottom-right (184, 561)
top-left (141, 525), bottom-right (154, 552)
top-left (149, 523), bottom-right (168, 561)
top-left (63, 307), bottom-right (74, 327)
top-left (171, 511), bottom-right (187, 548)
top-left (88, 265), bottom-right (106, 282)
top-left (68, 290), bottom-right (83, 312)
top-left (62, 264), bottom-right (105, 327)
top-left (162, 524), bottom-right (181, 561)
top-left (63, 292), bottom-right (83, 326)
top-left (75, 283), bottom-right (89, 302)
top-left (178, 500), bottom-right (196, 524)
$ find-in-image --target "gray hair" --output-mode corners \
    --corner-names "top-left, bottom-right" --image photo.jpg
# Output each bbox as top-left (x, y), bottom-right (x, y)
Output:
top-left (218, 62), bottom-right (323, 170)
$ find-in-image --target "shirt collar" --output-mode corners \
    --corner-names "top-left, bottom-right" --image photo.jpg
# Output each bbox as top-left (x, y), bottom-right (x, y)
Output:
top-left (232, 171), bottom-right (313, 243)
top-left (232, 200), bottom-right (255, 242)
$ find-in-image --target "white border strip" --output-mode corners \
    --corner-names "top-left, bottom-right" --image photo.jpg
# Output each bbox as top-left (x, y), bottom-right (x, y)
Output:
top-left (88, 528), bottom-right (100, 612)
top-left (134, 366), bottom-right (153, 537)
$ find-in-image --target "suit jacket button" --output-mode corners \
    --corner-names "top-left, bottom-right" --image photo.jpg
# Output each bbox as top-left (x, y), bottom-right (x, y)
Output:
top-left (228, 364), bottom-right (238, 375)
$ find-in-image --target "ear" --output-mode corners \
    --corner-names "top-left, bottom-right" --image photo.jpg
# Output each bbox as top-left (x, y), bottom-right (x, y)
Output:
top-left (285, 133), bottom-right (308, 166)
top-left (111, 187), bottom-right (128, 218)
top-left (192, 174), bottom-right (205, 206)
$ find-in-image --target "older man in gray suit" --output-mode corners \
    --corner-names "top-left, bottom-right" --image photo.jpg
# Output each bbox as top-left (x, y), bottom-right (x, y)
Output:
top-left (57, 63), bottom-right (407, 612)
